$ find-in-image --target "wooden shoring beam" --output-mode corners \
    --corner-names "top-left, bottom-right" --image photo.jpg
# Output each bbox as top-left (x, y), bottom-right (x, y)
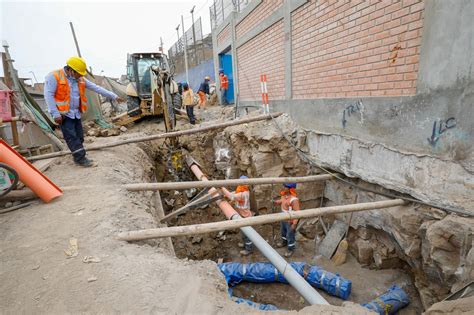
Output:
top-left (27, 113), bottom-right (282, 162)
top-left (117, 199), bottom-right (406, 241)
top-left (125, 174), bottom-right (334, 191)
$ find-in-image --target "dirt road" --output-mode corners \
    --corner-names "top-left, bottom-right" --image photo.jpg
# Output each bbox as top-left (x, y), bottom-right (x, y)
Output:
top-left (0, 116), bottom-right (370, 314)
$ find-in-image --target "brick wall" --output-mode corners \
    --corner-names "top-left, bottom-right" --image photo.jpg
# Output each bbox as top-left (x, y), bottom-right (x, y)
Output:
top-left (292, 0), bottom-right (425, 98)
top-left (235, 0), bottom-right (283, 39)
top-left (217, 24), bottom-right (231, 48)
top-left (237, 20), bottom-right (285, 101)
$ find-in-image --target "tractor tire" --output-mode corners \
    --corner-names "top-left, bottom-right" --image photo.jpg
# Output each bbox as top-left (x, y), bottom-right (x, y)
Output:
top-left (127, 96), bottom-right (140, 112)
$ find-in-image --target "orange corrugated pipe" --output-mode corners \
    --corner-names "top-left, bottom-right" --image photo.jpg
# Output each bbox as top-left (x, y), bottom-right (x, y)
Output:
top-left (0, 139), bottom-right (62, 202)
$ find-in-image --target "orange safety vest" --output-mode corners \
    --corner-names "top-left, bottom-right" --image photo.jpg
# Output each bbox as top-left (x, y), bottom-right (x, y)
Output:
top-left (220, 73), bottom-right (229, 89)
top-left (52, 69), bottom-right (88, 114)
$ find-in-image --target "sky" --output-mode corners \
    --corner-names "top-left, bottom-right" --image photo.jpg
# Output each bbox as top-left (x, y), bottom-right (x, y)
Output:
top-left (0, 0), bottom-right (213, 83)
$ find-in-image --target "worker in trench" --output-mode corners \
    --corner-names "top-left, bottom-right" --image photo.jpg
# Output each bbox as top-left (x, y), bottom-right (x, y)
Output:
top-left (274, 183), bottom-right (300, 258)
top-left (223, 175), bottom-right (254, 256)
top-left (44, 57), bottom-right (123, 167)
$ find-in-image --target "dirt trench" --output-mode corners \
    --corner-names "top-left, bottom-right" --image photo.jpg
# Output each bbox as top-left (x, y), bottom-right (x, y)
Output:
top-left (2, 107), bottom-right (471, 313)
top-left (142, 107), bottom-right (472, 313)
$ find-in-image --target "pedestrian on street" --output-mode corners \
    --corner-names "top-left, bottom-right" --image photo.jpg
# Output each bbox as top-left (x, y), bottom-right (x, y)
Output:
top-left (197, 76), bottom-right (210, 109)
top-left (182, 82), bottom-right (196, 125)
top-left (219, 69), bottom-right (229, 105)
top-left (274, 183), bottom-right (300, 257)
top-left (223, 175), bottom-right (254, 256)
top-left (44, 56), bottom-right (124, 167)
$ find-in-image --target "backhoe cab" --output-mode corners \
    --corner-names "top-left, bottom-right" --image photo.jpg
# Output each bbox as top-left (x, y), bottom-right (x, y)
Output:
top-left (112, 52), bottom-right (179, 131)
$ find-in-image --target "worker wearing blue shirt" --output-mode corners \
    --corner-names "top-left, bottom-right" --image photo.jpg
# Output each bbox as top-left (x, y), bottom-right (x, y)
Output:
top-left (44, 56), bottom-right (123, 167)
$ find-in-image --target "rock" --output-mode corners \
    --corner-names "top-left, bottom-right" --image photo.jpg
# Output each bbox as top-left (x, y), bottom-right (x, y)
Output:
top-left (357, 226), bottom-right (372, 240)
top-left (424, 296), bottom-right (474, 315)
top-left (4, 202), bottom-right (13, 208)
top-left (191, 236), bottom-right (203, 244)
top-left (373, 252), bottom-right (402, 269)
top-left (87, 128), bottom-right (100, 137)
top-left (424, 215), bottom-right (474, 278)
top-left (87, 276), bottom-right (98, 283)
top-left (120, 126), bottom-right (127, 132)
top-left (405, 238), bottom-right (422, 259)
top-left (100, 128), bottom-right (120, 137)
top-left (354, 239), bottom-right (373, 266)
top-left (332, 239), bottom-right (348, 266)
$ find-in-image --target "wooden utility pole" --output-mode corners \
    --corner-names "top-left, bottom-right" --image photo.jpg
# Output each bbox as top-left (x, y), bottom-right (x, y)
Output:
top-left (69, 22), bottom-right (82, 57)
top-left (1, 47), bottom-right (20, 146)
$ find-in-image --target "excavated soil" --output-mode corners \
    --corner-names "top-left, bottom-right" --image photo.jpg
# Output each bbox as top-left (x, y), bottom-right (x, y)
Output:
top-left (1, 105), bottom-right (471, 313)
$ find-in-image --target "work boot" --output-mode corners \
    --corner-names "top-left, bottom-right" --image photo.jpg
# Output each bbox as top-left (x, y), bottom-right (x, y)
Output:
top-left (238, 242), bottom-right (245, 248)
top-left (284, 250), bottom-right (294, 258)
top-left (276, 240), bottom-right (287, 248)
top-left (240, 249), bottom-right (252, 256)
top-left (75, 157), bottom-right (97, 168)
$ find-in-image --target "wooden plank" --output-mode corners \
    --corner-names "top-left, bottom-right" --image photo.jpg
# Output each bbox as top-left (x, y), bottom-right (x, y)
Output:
top-left (116, 199), bottom-right (406, 241)
top-left (318, 220), bottom-right (348, 259)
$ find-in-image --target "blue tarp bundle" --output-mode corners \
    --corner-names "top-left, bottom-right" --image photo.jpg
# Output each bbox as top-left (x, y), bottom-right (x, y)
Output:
top-left (362, 284), bottom-right (410, 315)
top-left (218, 262), bottom-right (352, 300)
top-left (232, 297), bottom-right (278, 311)
top-left (304, 264), bottom-right (352, 300)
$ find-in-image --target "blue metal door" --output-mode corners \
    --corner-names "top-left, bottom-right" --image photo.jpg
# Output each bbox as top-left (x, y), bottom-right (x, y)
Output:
top-left (219, 54), bottom-right (234, 103)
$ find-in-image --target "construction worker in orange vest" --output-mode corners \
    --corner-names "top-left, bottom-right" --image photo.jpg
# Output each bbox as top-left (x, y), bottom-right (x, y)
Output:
top-left (274, 183), bottom-right (300, 257)
top-left (223, 175), bottom-right (253, 256)
top-left (219, 69), bottom-right (229, 105)
top-left (44, 57), bottom-right (123, 167)
top-left (197, 76), bottom-right (210, 109)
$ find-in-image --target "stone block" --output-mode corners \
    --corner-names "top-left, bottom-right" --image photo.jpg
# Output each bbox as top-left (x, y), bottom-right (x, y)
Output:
top-left (354, 238), bottom-right (373, 266)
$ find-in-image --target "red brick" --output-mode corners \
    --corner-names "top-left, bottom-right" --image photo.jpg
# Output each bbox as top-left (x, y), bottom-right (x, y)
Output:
top-left (410, 2), bottom-right (425, 13)
top-left (401, 11), bottom-right (421, 24)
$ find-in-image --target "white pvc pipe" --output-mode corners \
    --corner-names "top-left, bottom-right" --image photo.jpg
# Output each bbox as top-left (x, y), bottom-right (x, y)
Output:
top-left (234, 214), bottom-right (329, 305)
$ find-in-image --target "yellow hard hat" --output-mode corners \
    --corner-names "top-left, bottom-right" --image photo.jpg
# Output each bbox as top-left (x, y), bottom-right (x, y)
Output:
top-left (66, 56), bottom-right (87, 76)
top-left (205, 76), bottom-right (210, 80)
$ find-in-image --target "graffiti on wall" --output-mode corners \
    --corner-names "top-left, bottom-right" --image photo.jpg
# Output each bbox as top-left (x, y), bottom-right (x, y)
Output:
top-left (427, 117), bottom-right (457, 146)
top-left (342, 99), bottom-right (364, 128)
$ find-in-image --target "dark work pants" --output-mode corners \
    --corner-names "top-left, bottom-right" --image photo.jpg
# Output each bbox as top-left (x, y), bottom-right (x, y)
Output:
top-left (281, 221), bottom-right (296, 251)
top-left (60, 116), bottom-right (86, 163)
top-left (221, 88), bottom-right (228, 105)
top-left (241, 231), bottom-right (253, 251)
top-left (186, 105), bottom-right (195, 124)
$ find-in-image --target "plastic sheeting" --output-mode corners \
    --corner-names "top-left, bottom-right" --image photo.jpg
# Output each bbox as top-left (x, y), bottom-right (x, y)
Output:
top-left (362, 284), bottom-right (410, 315)
top-left (218, 262), bottom-right (352, 300)
top-left (232, 297), bottom-right (278, 311)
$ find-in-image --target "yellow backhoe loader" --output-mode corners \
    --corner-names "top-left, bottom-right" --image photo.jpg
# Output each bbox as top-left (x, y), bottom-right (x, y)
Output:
top-left (112, 52), bottom-right (180, 131)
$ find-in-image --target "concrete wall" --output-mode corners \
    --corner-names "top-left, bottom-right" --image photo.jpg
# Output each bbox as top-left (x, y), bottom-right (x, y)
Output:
top-left (211, 0), bottom-right (473, 213)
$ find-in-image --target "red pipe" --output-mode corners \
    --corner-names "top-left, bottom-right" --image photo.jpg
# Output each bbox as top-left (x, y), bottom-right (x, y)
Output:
top-left (189, 164), bottom-right (237, 219)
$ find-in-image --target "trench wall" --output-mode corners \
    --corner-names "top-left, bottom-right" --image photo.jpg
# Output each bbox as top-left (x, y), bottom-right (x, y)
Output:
top-left (212, 0), bottom-right (474, 213)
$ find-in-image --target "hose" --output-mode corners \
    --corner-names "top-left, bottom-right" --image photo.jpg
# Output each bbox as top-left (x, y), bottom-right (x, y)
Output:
top-left (0, 163), bottom-right (19, 198)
